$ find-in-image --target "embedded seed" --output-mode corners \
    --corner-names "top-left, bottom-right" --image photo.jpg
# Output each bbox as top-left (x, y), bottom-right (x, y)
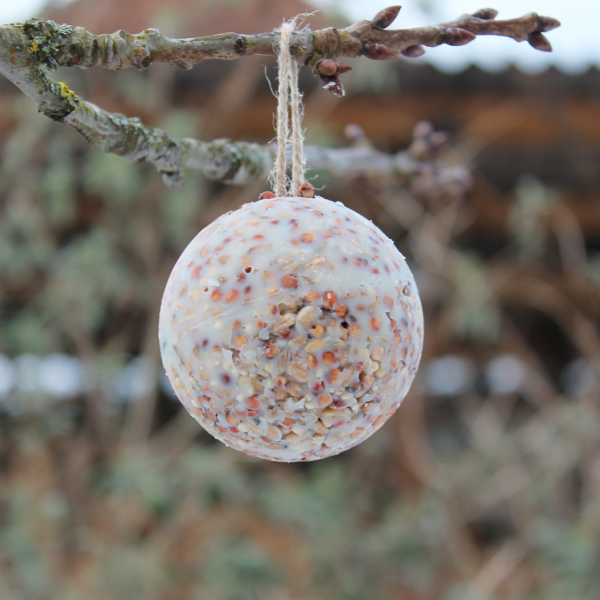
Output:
top-left (312, 325), bottom-right (325, 337)
top-left (250, 376), bottom-right (264, 392)
top-left (267, 425), bottom-right (282, 441)
top-left (326, 369), bottom-right (341, 384)
top-left (274, 389), bottom-right (289, 401)
top-left (300, 232), bottom-right (314, 243)
top-left (296, 305), bottom-right (319, 329)
top-left (305, 339), bottom-right (324, 353)
top-left (286, 381), bottom-right (302, 396)
top-left (320, 408), bottom-right (337, 420)
top-left (307, 354), bottom-right (318, 368)
top-left (348, 324), bottom-right (361, 338)
top-left (304, 290), bottom-right (319, 302)
top-left (369, 298), bottom-right (380, 314)
top-left (335, 304), bottom-right (348, 318)
top-left (351, 427), bottom-right (365, 438)
top-left (307, 256), bottom-right (325, 269)
top-left (314, 420), bottom-right (329, 435)
top-left (263, 342), bottom-right (278, 358)
top-left (235, 335), bottom-right (248, 347)
top-left (342, 365), bottom-right (355, 385)
top-left (287, 362), bottom-right (309, 382)
top-left (323, 351), bottom-right (335, 366)
top-left (284, 431), bottom-right (302, 444)
top-left (226, 412), bottom-right (239, 426)
top-left (282, 274), bottom-right (298, 288)
top-left (318, 395), bottom-right (333, 407)
top-left (373, 415), bottom-right (385, 428)
top-left (272, 313), bottom-right (296, 333)
top-left (323, 291), bottom-right (337, 308)
top-left (245, 396), bottom-right (261, 410)
top-left (361, 374), bottom-right (375, 389)
top-left (370, 347), bottom-right (385, 361)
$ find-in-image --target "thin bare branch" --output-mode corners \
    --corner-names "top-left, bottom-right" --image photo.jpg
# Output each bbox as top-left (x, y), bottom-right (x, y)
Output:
top-left (0, 8), bottom-right (558, 184)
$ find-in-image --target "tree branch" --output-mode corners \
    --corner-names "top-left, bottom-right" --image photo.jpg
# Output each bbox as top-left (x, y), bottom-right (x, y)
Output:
top-left (0, 7), bottom-right (558, 185)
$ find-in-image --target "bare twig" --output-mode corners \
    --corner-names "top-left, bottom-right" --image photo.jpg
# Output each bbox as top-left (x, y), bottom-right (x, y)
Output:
top-left (0, 7), bottom-right (558, 184)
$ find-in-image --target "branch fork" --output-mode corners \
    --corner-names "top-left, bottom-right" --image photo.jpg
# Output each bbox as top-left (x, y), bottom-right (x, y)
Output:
top-left (0, 7), bottom-right (560, 185)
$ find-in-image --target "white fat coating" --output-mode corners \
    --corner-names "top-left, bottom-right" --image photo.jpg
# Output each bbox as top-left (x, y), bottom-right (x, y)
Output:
top-left (159, 196), bottom-right (424, 462)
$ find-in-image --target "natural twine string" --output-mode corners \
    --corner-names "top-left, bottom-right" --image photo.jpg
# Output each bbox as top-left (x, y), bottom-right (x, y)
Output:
top-left (270, 20), bottom-right (306, 197)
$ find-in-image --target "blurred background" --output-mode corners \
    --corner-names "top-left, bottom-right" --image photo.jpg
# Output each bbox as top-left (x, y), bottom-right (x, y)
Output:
top-left (1, 0), bottom-right (599, 599)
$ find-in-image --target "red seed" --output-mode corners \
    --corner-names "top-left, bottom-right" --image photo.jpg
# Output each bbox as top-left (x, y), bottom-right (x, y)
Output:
top-left (245, 396), bottom-right (260, 410)
top-left (323, 291), bottom-right (337, 308)
top-left (371, 317), bottom-right (381, 330)
top-left (323, 352), bottom-right (335, 366)
top-left (263, 342), bottom-right (278, 358)
top-left (335, 305), bottom-right (348, 318)
top-left (192, 266), bottom-right (201, 278)
top-left (225, 289), bottom-right (238, 302)
top-left (211, 290), bottom-right (222, 302)
top-left (282, 274), bottom-right (298, 289)
top-left (300, 232), bottom-right (314, 243)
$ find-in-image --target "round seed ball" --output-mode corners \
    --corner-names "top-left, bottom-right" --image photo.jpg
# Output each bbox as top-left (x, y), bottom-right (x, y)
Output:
top-left (159, 196), bottom-right (423, 462)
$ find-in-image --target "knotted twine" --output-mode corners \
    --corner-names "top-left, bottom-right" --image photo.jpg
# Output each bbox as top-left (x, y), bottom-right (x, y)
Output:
top-left (269, 20), bottom-right (306, 197)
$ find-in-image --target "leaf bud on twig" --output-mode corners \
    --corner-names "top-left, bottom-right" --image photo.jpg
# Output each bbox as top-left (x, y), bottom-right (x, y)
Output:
top-left (528, 32), bottom-right (552, 52)
top-left (317, 58), bottom-right (337, 76)
top-left (536, 16), bottom-right (561, 32)
top-left (472, 8), bottom-right (499, 20)
top-left (401, 45), bottom-right (425, 58)
top-left (320, 74), bottom-right (345, 96)
top-left (363, 42), bottom-right (397, 60)
top-left (372, 6), bottom-right (402, 30)
top-left (444, 28), bottom-right (477, 46)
